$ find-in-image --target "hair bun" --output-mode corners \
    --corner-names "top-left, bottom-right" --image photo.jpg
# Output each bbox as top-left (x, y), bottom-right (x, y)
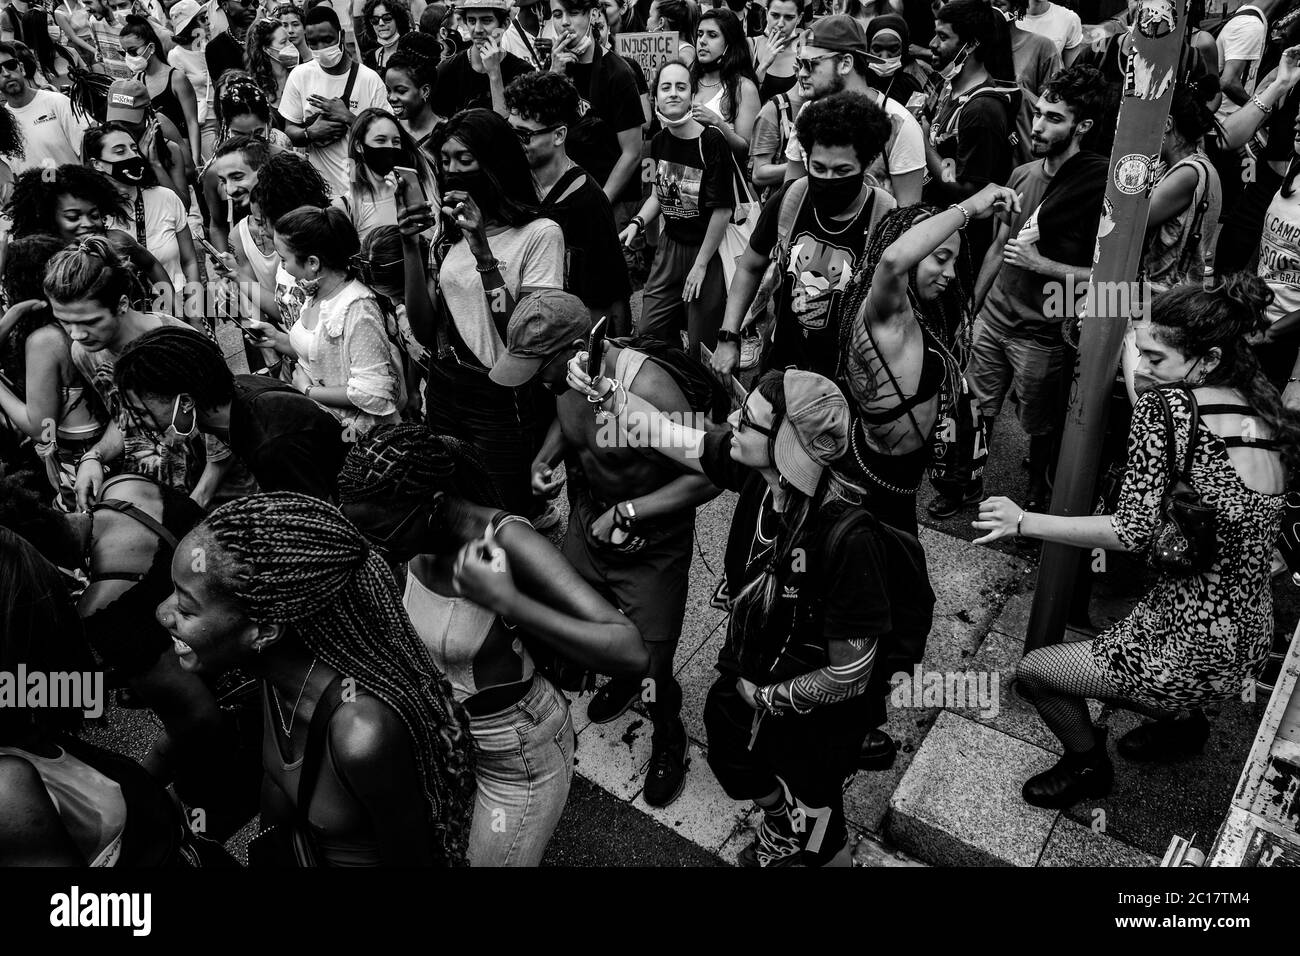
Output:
top-left (1213, 271), bottom-right (1273, 339)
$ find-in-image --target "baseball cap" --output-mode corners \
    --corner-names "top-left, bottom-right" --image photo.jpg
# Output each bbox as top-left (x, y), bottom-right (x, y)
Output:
top-left (105, 79), bottom-right (150, 124)
top-left (169, 0), bottom-right (202, 35)
top-left (489, 289), bottom-right (592, 387)
top-left (805, 14), bottom-right (868, 55)
top-left (772, 370), bottom-right (850, 497)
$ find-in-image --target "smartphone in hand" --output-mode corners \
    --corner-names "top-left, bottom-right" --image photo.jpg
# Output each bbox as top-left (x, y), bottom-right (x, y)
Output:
top-left (586, 316), bottom-right (608, 380)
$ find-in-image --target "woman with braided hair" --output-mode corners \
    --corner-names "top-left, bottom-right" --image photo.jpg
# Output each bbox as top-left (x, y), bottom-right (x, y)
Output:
top-left (830, 183), bottom-right (1018, 535)
top-left (158, 491), bottom-right (477, 866)
top-left (338, 423), bottom-right (645, 866)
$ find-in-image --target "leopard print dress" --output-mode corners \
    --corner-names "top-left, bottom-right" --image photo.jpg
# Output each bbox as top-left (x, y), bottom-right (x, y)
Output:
top-left (1096, 387), bottom-right (1284, 710)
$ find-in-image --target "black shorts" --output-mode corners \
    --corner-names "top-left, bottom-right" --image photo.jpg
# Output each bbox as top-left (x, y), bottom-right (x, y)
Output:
top-left (703, 672), bottom-right (871, 865)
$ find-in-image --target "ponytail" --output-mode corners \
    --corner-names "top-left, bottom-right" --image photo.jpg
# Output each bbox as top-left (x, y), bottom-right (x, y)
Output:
top-left (43, 236), bottom-right (133, 311)
top-left (274, 204), bottom-right (362, 272)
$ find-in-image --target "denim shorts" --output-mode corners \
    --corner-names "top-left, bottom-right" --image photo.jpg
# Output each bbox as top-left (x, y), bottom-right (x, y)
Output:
top-left (467, 674), bottom-right (575, 867)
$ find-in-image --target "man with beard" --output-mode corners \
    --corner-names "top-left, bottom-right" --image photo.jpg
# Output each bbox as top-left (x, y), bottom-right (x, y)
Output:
top-left (962, 64), bottom-right (1108, 513)
top-left (0, 41), bottom-right (88, 171)
top-left (784, 15), bottom-right (927, 206)
top-left (431, 0), bottom-right (535, 118)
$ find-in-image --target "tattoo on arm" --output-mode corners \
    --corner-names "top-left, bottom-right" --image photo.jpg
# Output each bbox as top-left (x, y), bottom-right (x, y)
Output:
top-left (766, 638), bottom-right (876, 713)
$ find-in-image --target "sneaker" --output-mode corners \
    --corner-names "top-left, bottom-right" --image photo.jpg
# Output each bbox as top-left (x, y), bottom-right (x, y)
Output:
top-left (532, 500), bottom-right (562, 533)
top-left (585, 676), bottom-right (641, 724)
top-left (642, 721), bottom-right (688, 807)
top-left (926, 481), bottom-right (984, 519)
top-left (738, 330), bottom-right (763, 371)
top-left (737, 808), bottom-right (803, 867)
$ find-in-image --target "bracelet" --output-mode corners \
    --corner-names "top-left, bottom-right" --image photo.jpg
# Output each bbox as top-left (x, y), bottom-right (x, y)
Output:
top-left (475, 258), bottom-right (501, 273)
top-left (755, 684), bottom-right (779, 715)
top-left (1288, 377), bottom-right (1300, 384)
top-left (77, 449), bottom-right (102, 469)
top-left (950, 202), bottom-right (971, 229)
top-left (1016, 510), bottom-right (1025, 538)
top-left (305, 384), bottom-right (315, 398)
top-left (1251, 94), bottom-right (1275, 114)
top-left (630, 215), bottom-right (645, 233)
top-left (586, 376), bottom-right (620, 405)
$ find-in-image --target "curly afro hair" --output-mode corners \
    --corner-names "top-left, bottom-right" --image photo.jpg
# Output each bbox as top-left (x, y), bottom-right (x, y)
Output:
top-left (795, 90), bottom-right (892, 172)
top-left (503, 71), bottom-right (581, 128)
top-left (5, 164), bottom-right (130, 240)
top-left (248, 151), bottom-right (331, 224)
top-left (0, 102), bottom-right (23, 161)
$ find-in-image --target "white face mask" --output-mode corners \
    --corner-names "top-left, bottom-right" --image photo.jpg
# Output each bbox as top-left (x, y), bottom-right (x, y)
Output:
top-left (939, 42), bottom-right (971, 81)
top-left (869, 56), bottom-right (902, 77)
top-left (275, 43), bottom-right (300, 67)
top-left (315, 42), bottom-right (343, 68)
top-left (124, 50), bottom-right (149, 72)
top-left (570, 24), bottom-right (594, 56)
top-left (655, 109), bottom-right (691, 128)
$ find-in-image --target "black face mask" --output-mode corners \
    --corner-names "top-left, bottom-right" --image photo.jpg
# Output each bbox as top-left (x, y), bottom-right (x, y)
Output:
top-left (363, 144), bottom-right (406, 176)
top-left (442, 169), bottom-right (495, 209)
top-left (807, 172), bottom-right (863, 216)
top-left (106, 156), bottom-right (147, 184)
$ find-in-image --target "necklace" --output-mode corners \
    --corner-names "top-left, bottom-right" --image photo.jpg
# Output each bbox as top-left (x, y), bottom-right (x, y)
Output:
top-left (698, 76), bottom-right (722, 88)
top-left (812, 190), bottom-right (868, 237)
top-left (271, 658), bottom-right (317, 737)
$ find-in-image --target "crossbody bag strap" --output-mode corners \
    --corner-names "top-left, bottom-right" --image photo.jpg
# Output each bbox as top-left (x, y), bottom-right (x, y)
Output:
top-left (341, 61), bottom-right (359, 107)
top-left (1178, 385), bottom-right (1200, 481)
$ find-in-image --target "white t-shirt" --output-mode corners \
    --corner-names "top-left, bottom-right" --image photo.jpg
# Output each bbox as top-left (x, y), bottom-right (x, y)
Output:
top-left (1216, 6), bottom-right (1268, 122)
top-left (8, 88), bottom-right (89, 172)
top-left (1259, 184), bottom-right (1300, 326)
top-left (167, 45), bottom-right (210, 124)
top-left (1019, 3), bottom-right (1083, 57)
top-left (786, 89), bottom-right (925, 195)
top-left (279, 59), bottom-right (388, 197)
top-left (106, 186), bottom-right (189, 290)
top-left (437, 219), bottom-right (565, 369)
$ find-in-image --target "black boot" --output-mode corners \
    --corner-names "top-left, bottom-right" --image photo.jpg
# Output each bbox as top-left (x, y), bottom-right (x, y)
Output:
top-left (1117, 711), bottom-right (1209, 762)
top-left (643, 717), bottom-right (688, 807)
top-left (859, 729), bottom-right (898, 770)
top-left (1022, 731), bottom-right (1113, 809)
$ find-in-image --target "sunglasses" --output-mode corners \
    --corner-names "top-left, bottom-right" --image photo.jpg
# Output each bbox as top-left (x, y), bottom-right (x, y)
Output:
top-left (737, 395), bottom-right (776, 439)
top-left (370, 12), bottom-right (394, 23)
top-left (513, 122), bottom-right (564, 143)
top-left (795, 52), bottom-right (840, 73)
top-left (0, 58), bottom-right (21, 73)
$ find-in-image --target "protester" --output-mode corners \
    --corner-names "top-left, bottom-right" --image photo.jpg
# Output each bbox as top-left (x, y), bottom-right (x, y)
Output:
top-left (245, 15), bottom-right (298, 116)
top-left (1215, 0), bottom-right (1274, 124)
top-left (333, 105), bottom-right (436, 240)
top-left (398, 107), bottom-right (564, 518)
top-left (647, 0), bottom-right (697, 66)
top-left (430, 0), bottom-right (533, 118)
top-left (102, 77), bottom-right (190, 205)
top-left (158, 491), bottom-right (477, 866)
top-left (505, 70), bottom-right (632, 329)
top-left (206, 0), bottom-right (257, 95)
top-left (976, 276), bottom-right (1295, 808)
top-left (1015, 0), bottom-right (1081, 65)
top-left (88, 0), bottom-right (133, 80)
top-left (785, 15), bottom-right (927, 206)
top-left (123, 15), bottom-right (202, 164)
top-left (278, 1), bottom-right (314, 65)
top-left (383, 43), bottom-right (437, 146)
top-left (621, 59), bottom-right (733, 356)
top-left (0, 39), bottom-right (86, 171)
top-left (692, 8), bottom-right (759, 156)
top-left (166, 0), bottom-right (214, 157)
top-left (338, 423), bottom-right (646, 863)
top-left (279, 4), bottom-right (388, 197)
top-left (362, 0), bottom-right (410, 69)
top-left (864, 12), bottom-right (933, 113)
top-left (750, 0), bottom-right (804, 103)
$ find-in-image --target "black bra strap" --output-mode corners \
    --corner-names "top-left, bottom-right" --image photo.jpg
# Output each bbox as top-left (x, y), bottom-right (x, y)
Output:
top-left (92, 498), bottom-right (178, 549)
top-left (89, 570), bottom-right (148, 583)
top-left (1220, 436), bottom-right (1284, 450)
top-left (1197, 403), bottom-right (1256, 416)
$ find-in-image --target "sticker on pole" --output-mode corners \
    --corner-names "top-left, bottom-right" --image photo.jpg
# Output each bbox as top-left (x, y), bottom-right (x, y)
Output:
top-left (1114, 154), bottom-right (1152, 195)
top-left (1135, 0), bottom-right (1177, 38)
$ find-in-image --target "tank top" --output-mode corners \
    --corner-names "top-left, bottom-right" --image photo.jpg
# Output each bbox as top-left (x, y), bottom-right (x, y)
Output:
top-left (139, 67), bottom-right (187, 140)
top-left (699, 81), bottom-right (729, 122)
top-left (0, 744), bottom-right (126, 866)
top-left (58, 384), bottom-right (101, 441)
top-left (234, 216), bottom-right (278, 291)
top-left (402, 512), bottom-right (536, 704)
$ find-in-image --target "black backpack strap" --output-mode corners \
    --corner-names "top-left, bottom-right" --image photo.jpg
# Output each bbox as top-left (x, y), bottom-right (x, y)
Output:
top-left (341, 61), bottom-right (360, 106)
top-left (91, 497), bottom-right (178, 549)
top-left (547, 164), bottom-right (588, 204)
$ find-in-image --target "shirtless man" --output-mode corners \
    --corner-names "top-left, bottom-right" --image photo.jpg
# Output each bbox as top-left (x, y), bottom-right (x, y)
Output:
top-left (493, 290), bottom-right (720, 808)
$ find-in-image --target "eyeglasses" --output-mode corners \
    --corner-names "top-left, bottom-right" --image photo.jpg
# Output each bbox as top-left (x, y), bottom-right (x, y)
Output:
top-left (370, 12), bottom-right (394, 23)
top-left (513, 123), bottom-right (564, 143)
top-left (0, 59), bottom-right (21, 74)
top-left (795, 52), bottom-right (839, 73)
top-left (737, 396), bottom-right (776, 439)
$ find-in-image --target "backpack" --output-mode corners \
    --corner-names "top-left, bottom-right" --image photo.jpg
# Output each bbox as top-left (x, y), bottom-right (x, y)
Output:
top-left (1201, 4), bottom-right (1267, 38)
top-left (609, 334), bottom-right (731, 422)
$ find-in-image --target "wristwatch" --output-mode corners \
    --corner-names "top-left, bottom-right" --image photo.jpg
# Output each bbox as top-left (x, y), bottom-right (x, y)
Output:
top-left (716, 329), bottom-right (742, 345)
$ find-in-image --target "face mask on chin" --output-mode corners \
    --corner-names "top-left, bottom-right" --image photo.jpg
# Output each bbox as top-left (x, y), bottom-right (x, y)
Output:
top-left (163, 395), bottom-right (198, 446)
top-left (655, 108), bottom-right (691, 128)
top-left (570, 25), bottom-right (594, 56)
top-left (939, 42), bottom-right (971, 81)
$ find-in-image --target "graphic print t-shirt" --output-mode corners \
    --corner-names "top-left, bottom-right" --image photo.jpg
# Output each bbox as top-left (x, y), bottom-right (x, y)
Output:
top-left (748, 181), bottom-right (879, 377)
top-left (650, 126), bottom-right (733, 246)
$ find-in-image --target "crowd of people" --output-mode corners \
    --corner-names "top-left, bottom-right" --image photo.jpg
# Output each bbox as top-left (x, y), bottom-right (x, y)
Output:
top-left (1, 0), bottom-right (1298, 869)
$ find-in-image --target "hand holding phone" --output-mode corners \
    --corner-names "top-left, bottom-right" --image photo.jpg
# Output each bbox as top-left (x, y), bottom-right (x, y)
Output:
top-left (586, 316), bottom-right (608, 382)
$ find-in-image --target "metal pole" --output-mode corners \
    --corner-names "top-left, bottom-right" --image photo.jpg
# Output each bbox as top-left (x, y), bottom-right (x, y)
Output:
top-left (1023, 0), bottom-right (1190, 652)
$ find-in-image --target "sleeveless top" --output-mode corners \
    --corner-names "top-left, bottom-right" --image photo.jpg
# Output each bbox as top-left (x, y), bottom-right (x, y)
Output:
top-left (402, 512), bottom-right (536, 704)
top-left (139, 68), bottom-right (187, 140)
top-left (259, 685), bottom-right (382, 867)
top-left (699, 81), bottom-right (729, 122)
top-left (234, 216), bottom-right (279, 291)
top-left (0, 744), bottom-right (126, 866)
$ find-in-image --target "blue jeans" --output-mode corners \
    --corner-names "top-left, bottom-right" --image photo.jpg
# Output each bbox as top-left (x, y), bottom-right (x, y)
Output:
top-left (467, 675), bottom-right (575, 867)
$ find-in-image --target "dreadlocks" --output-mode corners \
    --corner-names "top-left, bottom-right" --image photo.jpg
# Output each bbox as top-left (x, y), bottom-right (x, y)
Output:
top-left (194, 492), bottom-right (477, 865)
top-left (337, 423), bottom-right (504, 510)
top-left (834, 204), bottom-right (970, 412)
top-left (115, 328), bottom-right (237, 409)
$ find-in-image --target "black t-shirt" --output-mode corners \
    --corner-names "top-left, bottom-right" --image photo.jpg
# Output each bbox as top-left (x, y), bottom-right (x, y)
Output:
top-left (651, 125), bottom-right (735, 245)
top-left (431, 50), bottom-right (534, 117)
top-left (564, 47), bottom-right (645, 200)
top-left (748, 181), bottom-right (881, 378)
top-left (205, 31), bottom-right (246, 94)
top-left (542, 166), bottom-right (633, 308)
top-left (699, 429), bottom-right (892, 684)
top-left (228, 375), bottom-right (348, 500)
